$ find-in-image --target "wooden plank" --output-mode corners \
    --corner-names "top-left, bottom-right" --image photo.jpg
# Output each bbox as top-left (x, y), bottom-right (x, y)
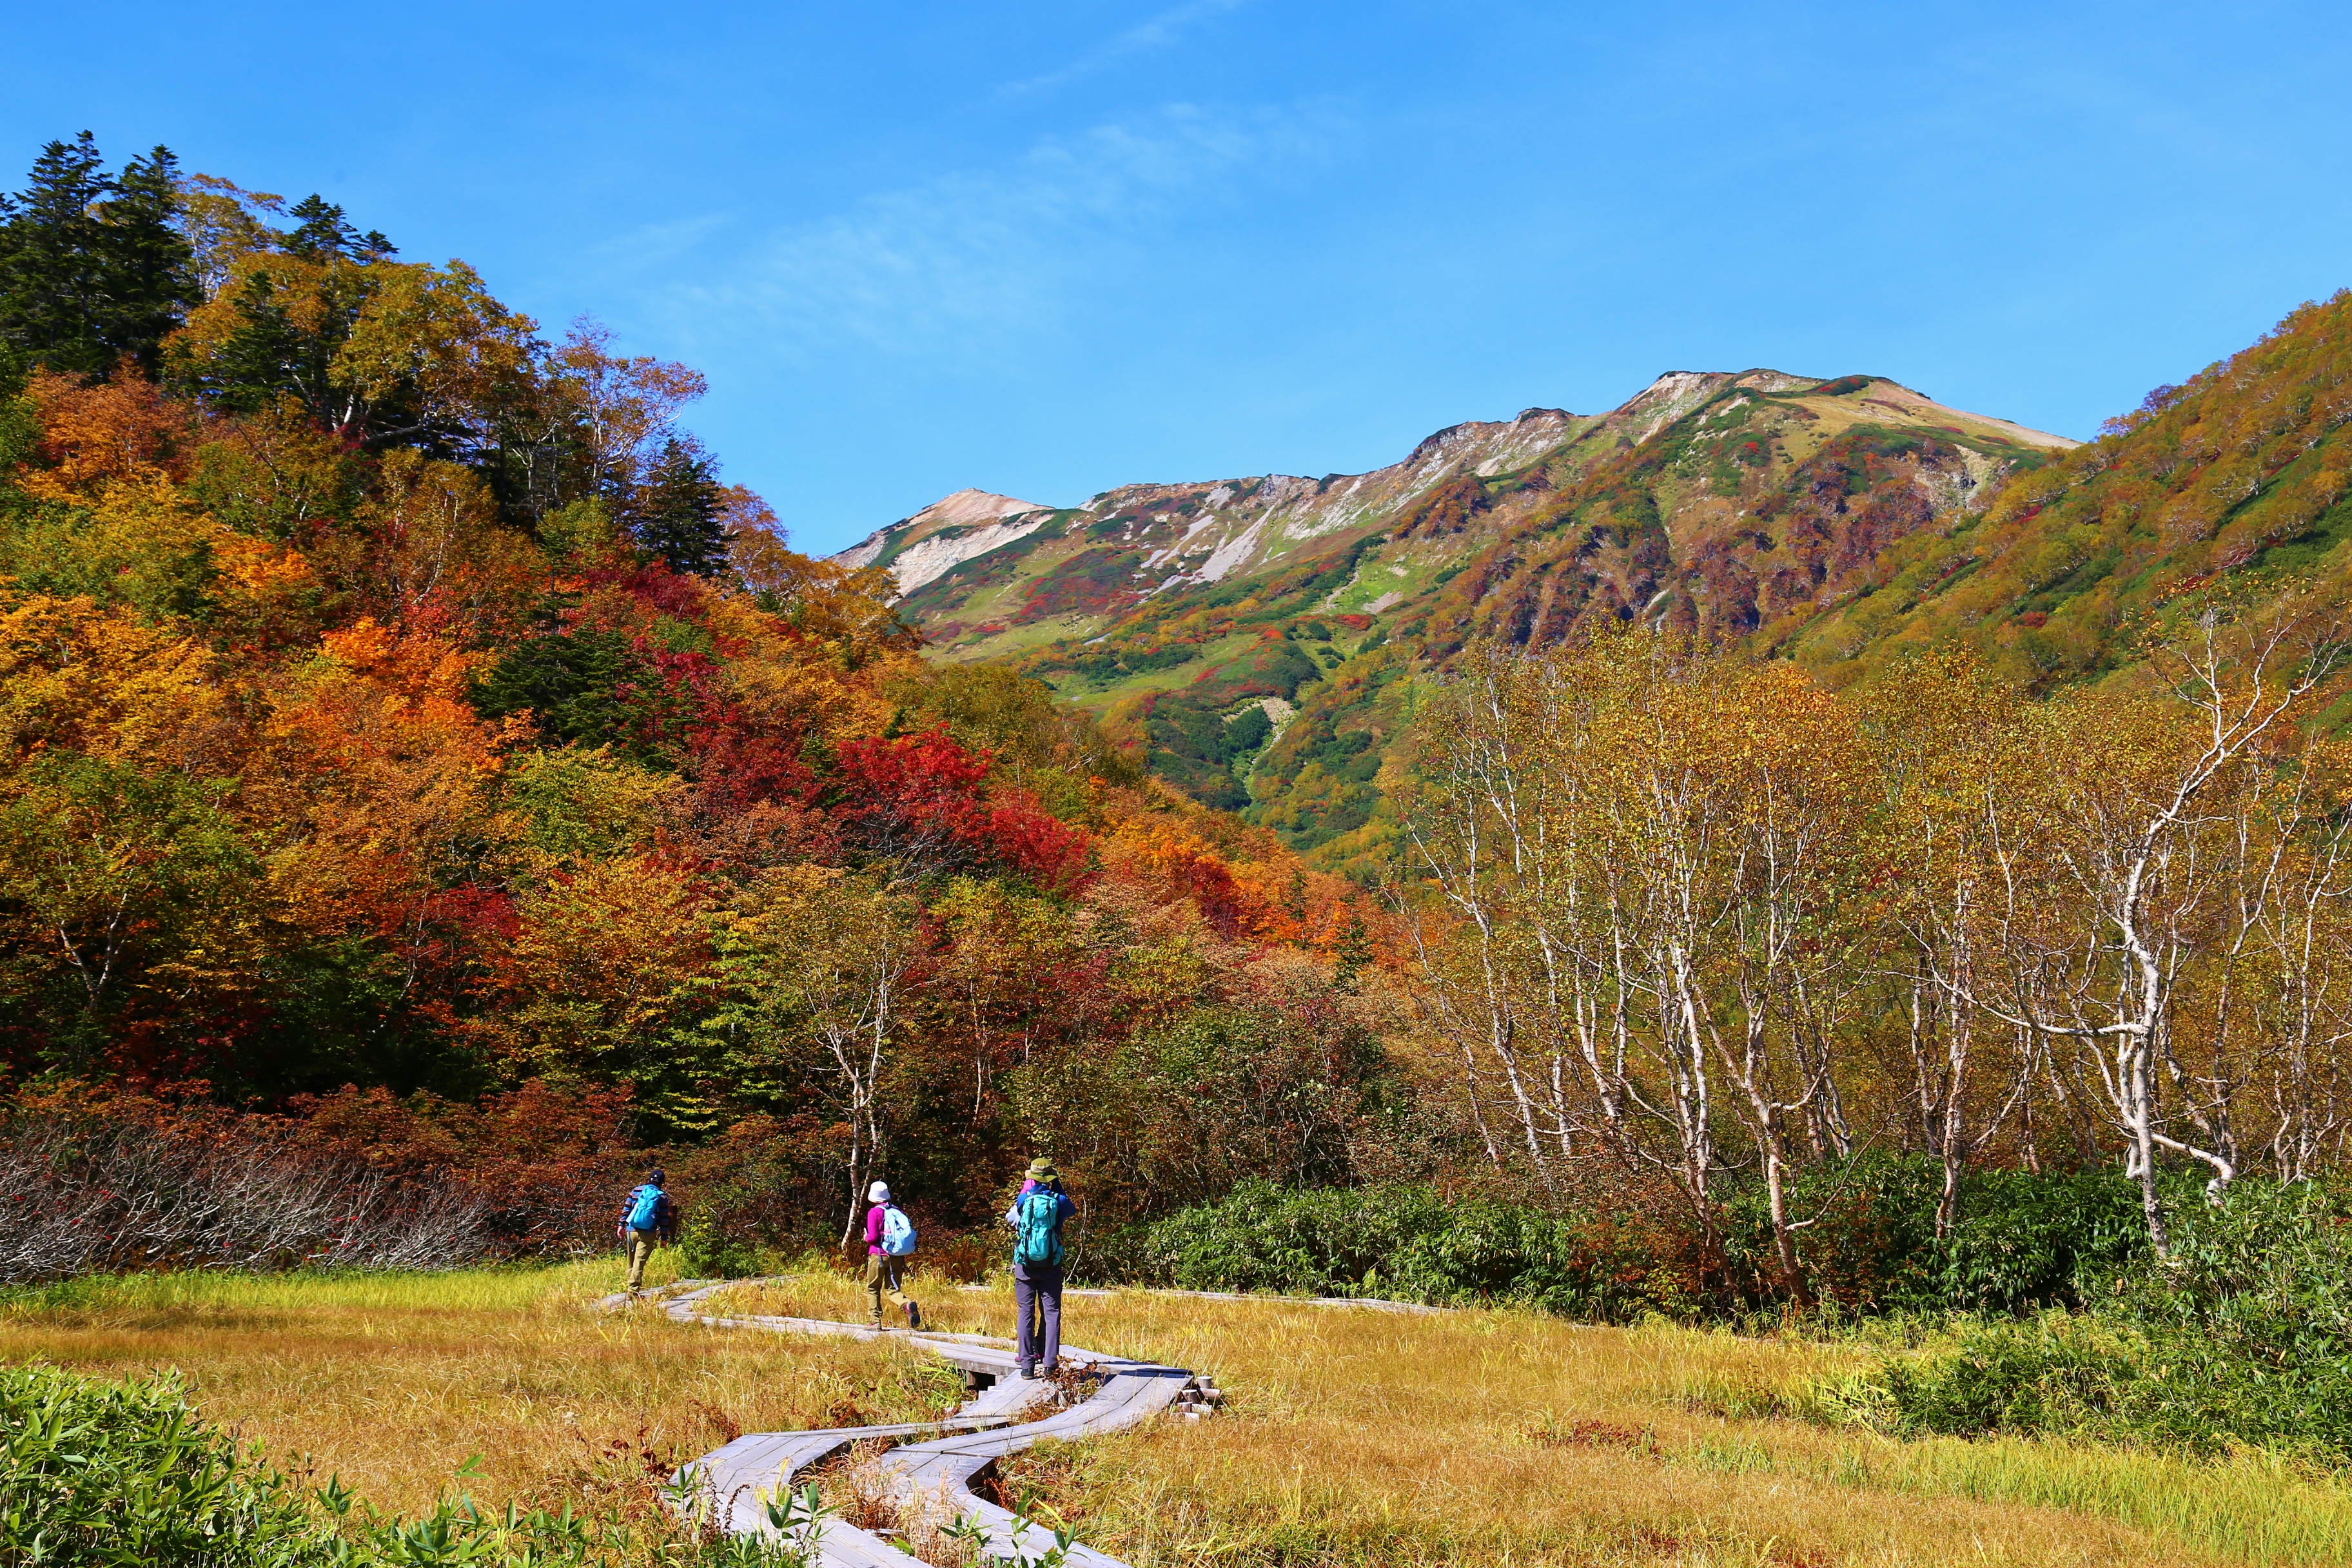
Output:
top-left (809, 1517), bottom-right (926, 1568)
top-left (952, 1498), bottom-right (1130, 1568)
top-left (682, 1415), bottom-right (1023, 1535)
top-left (660, 1298), bottom-right (1208, 1568)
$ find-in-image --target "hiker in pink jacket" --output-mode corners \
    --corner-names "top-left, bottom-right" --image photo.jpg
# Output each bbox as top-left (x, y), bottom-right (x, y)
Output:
top-left (863, 1180), bottom-right (922, 1330)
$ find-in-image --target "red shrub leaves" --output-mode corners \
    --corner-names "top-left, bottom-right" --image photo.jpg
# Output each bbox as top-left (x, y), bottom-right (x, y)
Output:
top-left (827, 730), bottom-right (1094, 890)
top-left (972, 788), bottom-right (1094, 894)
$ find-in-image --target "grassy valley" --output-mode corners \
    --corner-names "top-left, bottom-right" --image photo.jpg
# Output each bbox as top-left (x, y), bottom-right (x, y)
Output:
top-left (10, 122), bottom-right (2352, 1568)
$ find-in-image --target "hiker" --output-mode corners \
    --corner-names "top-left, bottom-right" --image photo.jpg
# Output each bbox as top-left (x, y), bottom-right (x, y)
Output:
top-left (616, 1167), bottom-right (680, 1297)
top-left (863, 1181), bottom-right (923, 1330)
top-left (1005, 1157), bottom-right (1076, 1380)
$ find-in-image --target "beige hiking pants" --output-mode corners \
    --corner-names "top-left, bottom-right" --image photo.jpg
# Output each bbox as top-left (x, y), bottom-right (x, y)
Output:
top-left (865, 1253), bottom-right (912, 1324)
top-left (625, 1228), bottom-right (658, 1292)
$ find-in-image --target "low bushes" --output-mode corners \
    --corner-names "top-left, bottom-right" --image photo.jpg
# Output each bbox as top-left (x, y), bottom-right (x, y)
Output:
top-left (0, 1108), bottom-right (486, 1286)
top-left (1718, 1161), bottom-right (2150, 1315)
top-left (1113, 1160), bottom-right (2151, 1321)
top-left (0, 1362), bottom-right (798, 1567)
top-left (1867, 1177), bottom-right (2352, 1459)
top-left (0, 1085), bottom-right (847, 1285)
top-left (1, 1362), bottom-right (334, 1565)
top-left (674, 1210), bottom-right (770, 1279)
top-left (1126, 1167), bottom-right (2352, 1462)
top-left (1119, 1180), bottom-right (1680, 1319)
top-left (1874, 1308), bottom-right (2352, 1459)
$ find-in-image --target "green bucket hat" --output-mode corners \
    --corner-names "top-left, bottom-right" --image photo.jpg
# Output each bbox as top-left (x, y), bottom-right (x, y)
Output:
top-left (1024, 1157), bottom-right (1059, 1182)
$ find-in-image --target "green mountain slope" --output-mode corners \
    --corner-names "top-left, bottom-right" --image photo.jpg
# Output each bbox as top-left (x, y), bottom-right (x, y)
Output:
top-left (844, 368), bottom-right (2073, 860)
top-left (848, 295), bottom-right (2352, 877)
top-left (1769, 291), bottom-right (2352, 692)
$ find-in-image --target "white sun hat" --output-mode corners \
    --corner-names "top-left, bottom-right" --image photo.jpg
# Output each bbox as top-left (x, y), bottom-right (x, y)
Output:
top-left (867, 1181), bottom-right (890, 1202)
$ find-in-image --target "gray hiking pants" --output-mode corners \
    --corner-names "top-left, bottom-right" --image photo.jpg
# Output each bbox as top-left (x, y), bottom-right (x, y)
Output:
top-left (1014, 1260), bottom-right (1062, 1375)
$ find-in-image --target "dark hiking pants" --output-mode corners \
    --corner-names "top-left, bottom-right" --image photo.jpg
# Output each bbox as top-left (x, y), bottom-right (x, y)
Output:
top-left (1014, 1260), bottom-right (1062, 1375)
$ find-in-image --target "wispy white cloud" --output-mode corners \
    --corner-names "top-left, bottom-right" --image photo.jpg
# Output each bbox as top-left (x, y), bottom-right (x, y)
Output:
top-left (1001, 0), bottom-right (1251, 97)
top-left (637, 102), bottom-right (1331, 366)
top-left (584, 210), bottom-right (734, 279)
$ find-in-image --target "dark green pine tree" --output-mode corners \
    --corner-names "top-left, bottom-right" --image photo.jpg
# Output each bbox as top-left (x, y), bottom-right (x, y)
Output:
top-left (192, 269), bottom-right (312, 415)
top-left (0, 133), bottom-right (197, 376)
top-left (631, 439), bottom-right (730, 576)
top-left (95, 146), bottom-right (191, 372)
top-left (280, 193), bottom-right (397, 264)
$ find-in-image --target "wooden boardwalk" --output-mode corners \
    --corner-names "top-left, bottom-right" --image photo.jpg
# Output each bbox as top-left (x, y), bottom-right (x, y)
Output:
top-left (619, 1281), bottom-right (1217, 1567)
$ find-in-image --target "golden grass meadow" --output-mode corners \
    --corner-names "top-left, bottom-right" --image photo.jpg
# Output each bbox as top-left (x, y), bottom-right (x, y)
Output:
top-left (5, 1259), bottom-right (2351, 1567)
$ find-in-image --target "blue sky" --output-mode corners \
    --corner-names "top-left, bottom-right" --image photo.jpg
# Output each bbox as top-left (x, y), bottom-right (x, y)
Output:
top-left (6, 2), bottom-right (2348, 553)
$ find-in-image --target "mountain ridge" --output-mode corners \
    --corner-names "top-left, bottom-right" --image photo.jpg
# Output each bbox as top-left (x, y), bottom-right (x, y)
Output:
top-left (834, 487), bottom-right (1054, 595)
top-left (836, 369), bottom-right (2072, 634)
top-left (836, 299), bottom-right (2352, 877)
top-left (840, 366), bottom-right (2085, 869)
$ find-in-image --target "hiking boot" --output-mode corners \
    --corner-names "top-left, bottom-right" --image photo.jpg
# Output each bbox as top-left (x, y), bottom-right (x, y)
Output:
top-left (1015, 1365), bottom-right (1034, 1380)
top-left (905, 1302), bottom-right (923, 1331)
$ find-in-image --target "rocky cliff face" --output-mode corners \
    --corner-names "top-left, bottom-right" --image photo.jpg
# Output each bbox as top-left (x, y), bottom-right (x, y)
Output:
top-left (834, 488), bottom-right (1053, 594)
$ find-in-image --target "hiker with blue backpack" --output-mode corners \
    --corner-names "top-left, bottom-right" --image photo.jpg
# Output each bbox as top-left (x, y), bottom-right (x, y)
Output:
top-left (615, 1168), bottom-right (680, 1298)
top-left (1006, 1157), bottom-right (1075, 1379)
top-left (863, 1181), bottom-right (923, 1330)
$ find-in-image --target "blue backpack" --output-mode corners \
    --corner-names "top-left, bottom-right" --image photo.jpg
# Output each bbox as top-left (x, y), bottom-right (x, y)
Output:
top-left (880, 1205), bottom-right (917, 1256)
top-left (1015, 1190), bottom-right (1063, 1268)
top-left (625, 1184), bottom-right (663, 1230)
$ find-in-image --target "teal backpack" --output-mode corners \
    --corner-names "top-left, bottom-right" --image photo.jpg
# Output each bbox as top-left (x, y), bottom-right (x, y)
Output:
top-left (1014, 1189), bottom-right (1064, 1268)
top-left (625, 1184), bottom-right (663, 1230)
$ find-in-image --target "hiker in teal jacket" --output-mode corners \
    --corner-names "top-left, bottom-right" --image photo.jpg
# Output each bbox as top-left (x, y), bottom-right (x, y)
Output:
top-left (1005, 1157), bottom-right (1075, 1378)
top-left (616, 1168), bottom-right (679, 1298)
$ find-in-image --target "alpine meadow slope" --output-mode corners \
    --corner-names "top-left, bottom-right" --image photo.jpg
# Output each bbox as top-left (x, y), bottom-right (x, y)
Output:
top-left (843, 368), bottom-right (2077, 867)
top-left (854, 294), bottom-right (2352, 876)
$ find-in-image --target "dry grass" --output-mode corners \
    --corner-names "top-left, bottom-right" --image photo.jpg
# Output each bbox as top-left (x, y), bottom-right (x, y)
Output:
top-left (712, 1272), bottom-right (2352, 1567)
top-left (8, 1258), bottom-right (2352, 1566)
top-left (0, 1257), bottom-right (962, 1518)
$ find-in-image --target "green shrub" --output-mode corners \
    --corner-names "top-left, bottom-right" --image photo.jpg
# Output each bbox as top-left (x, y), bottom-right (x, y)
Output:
top-left (0, 1362), bottom-right (803, 1566)
top-left (676, 1210), bottom-right (768, 1279)
top-left (0, 1362), bottom-right (338, 1565)
top-left (1866, 1179), bottom-right (2352, 1458)
top-left (1128, 1163), bottom-right (2151, 1322)
top-left (2119, 1175), bottom-right (2352, 1366)
top-left (1878, 1312), bottom-right (2140, 1438)
top-left (1130, 1180), bottom-right (1687, 1320)
top-left (1716, 1159), bottom-right (2148, 1315)
top-left (1930, 1168), bottom-right (2151, 1310)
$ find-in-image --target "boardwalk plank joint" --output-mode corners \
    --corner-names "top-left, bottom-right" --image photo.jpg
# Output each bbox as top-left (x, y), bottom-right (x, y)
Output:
top-left (603, 1280), bottom-right (1202, 1567)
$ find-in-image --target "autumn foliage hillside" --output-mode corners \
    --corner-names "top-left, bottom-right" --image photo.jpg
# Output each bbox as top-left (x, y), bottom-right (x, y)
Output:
top-left (0, 138), bottom-right (1398, 1264)
top-left (876, 293), bottom-right (2352, 882)
top-left (1777, 290), bottom-right (2352, 691)
top-left (881, 371), bottom-right (2074, 872)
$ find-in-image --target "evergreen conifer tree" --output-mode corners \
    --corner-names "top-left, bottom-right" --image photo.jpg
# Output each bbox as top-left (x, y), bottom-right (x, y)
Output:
top-left (280, 194), bottom-right (397, 264)
top-left (631, 439), bottom-right (730, 576)
top-left (0, 133), bottom-right (196, 376)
